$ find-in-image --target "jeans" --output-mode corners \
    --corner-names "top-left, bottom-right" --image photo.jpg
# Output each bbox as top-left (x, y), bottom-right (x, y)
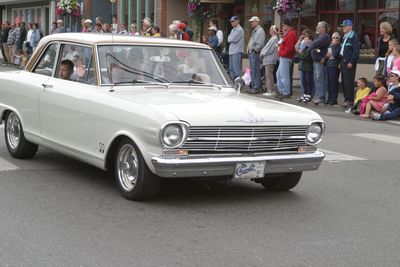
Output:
top-left (313, 62), bottom-right (327, 101)
top-left (327, 66), bottom-right (339, 102)
top-left (229, 53), bottom-right (242, 80)
top-left (276, 57), bottom-right (293, 95)
top-left (341, 62), bottom-right (357, 103)
top-left (301, 70), bottom-right (313, 96)
top-left (249, 51), bottom-right (261, 90)
top-left (381, 105), bottom-right (400, 120)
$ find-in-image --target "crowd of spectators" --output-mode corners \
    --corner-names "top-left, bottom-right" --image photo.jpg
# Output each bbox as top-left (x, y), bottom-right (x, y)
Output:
top-left (1, 15), bottom-right (399, 121)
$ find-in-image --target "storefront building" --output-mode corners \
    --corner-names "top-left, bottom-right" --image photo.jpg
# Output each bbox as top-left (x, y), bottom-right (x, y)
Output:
top-left (0, 0), bottom-right (56, 35)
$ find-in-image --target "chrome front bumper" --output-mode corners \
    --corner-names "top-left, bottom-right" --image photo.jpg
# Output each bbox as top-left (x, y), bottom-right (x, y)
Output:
top-left (151, 150), bottom-right (325, 178)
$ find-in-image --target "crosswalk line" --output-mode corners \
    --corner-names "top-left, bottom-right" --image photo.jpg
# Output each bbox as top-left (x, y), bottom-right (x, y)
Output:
top-left (0, 157), bottom-right (19, 171)
top-left (320, 149), bottom-right (367, 162)
top-left (352, 133), bottom-right (400, 145)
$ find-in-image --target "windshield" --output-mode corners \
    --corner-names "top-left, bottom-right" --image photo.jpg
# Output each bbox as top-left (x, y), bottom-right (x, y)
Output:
top-left (97, 45), bottom-right (230, 86)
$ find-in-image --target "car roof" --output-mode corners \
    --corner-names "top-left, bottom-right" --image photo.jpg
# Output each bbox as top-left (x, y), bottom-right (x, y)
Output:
top-left (40, 33), bottom-right (210, 49)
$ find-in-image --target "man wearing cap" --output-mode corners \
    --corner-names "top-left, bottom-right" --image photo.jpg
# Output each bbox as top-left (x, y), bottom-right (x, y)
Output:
top-left (54, 20), bottom-right (66, 33)
top-left (227, 16), bottom-right (244, 80)
top-left (246, 16), bottom-right (265, 93)
top-left (339, 19), bottom-right (359, 108)
top-left (276, 18), bottom-right (297, 99)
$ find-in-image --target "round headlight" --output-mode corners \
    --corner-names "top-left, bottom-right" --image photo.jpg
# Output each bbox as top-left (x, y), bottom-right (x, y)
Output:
top-left (161, 123), bottom-right (188, 148)
top-left (306, 123), bottom-right (323, 145)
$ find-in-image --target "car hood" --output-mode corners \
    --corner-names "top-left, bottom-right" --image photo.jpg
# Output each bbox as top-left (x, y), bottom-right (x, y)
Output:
top-left (111, 87), bottom-right (322, 126)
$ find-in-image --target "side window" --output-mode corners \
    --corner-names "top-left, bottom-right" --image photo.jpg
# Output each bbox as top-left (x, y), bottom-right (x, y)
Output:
top-left (33, 43), bottom-right (59, 76)
top-left (56, 44), bottom-right (97, 85)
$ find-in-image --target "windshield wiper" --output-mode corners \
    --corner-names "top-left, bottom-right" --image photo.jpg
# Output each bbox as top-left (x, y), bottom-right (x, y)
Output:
top-left (170, 79), bottom-right (223, 89)
top-left (113, 79), bottom-right (169, 87)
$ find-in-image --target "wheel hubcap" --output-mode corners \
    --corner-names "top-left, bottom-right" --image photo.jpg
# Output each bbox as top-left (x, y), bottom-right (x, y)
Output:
top-left (117, 144), bottom-right (139, 192)
top-left (6, 113), bottom-right (21, 150)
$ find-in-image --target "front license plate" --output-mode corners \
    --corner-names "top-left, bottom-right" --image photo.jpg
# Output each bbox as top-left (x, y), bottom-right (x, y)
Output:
top-left (234, 162), bottom-right (265, 179)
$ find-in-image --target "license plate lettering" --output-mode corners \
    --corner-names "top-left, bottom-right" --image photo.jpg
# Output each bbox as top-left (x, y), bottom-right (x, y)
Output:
top-left (234, 162), bottom-right (265, 179)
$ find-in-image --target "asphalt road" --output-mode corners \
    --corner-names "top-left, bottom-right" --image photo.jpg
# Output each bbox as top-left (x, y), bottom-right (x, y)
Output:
top-left (1, 65), bottom-right (400, 266)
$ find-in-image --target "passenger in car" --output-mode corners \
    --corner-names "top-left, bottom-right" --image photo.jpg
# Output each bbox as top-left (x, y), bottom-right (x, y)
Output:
top-left (58, 59), bottom-right (74, 80)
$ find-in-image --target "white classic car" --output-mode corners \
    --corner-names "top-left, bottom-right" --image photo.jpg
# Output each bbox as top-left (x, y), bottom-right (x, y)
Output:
top-left (0, 33), bottom-right (325, 200)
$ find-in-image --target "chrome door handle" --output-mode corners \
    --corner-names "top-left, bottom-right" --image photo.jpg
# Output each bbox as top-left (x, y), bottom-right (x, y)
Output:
top-left (42, 84), bottom-right (53, 89)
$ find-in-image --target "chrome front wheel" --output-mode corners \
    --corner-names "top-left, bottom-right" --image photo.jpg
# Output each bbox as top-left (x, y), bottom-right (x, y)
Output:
top-left (4, 111), bottom-right (38, 159)
top-left (114, 138), bottom-right (160, 200)
top-left (117, 143), bottom-right (139, 192)
top-left (6, 112), bottom-right (21, 150)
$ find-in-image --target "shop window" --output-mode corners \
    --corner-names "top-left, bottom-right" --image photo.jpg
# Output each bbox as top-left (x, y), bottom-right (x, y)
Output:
top-left (320, 13), bottom-right (336, 33)
top-left (300, 0), bottom-right (317, 32)
top-left (358, 0), bottom-right (377, 9)
top-left (379, 12), bottom-right (399, 39)
top-left (379, 0), bottom-right (400, 8)
top-left (358, 13), bottom-right (377, 58)
top-left (338, 0), bottom-right (356, 11)
top-left (319, 0), bottom-right (336, 10)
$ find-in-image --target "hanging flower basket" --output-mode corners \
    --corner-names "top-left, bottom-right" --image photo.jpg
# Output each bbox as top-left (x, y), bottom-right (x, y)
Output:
top-left (187, 0), bottom-right (213, 39)
top-left (57, 0), bottom-right (81, 18)
top-left (273, 0), bottom-right (304, 16)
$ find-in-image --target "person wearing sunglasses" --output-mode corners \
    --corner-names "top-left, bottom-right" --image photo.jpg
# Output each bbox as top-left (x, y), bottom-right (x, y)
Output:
top-left (325, 32), bottom-right (342, 105)
top-left (130, 23), bottom-right (139, 36)
top-left (371, 70), bottom-right (400, 120)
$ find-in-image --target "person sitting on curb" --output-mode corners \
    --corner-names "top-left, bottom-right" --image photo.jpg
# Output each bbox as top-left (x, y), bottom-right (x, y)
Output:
top-left (371, 70), bottom-right (400, 120)
top-left (359, 74), bottom-right (387, 118)
top-left (345, 77), bottom-right (371, 114)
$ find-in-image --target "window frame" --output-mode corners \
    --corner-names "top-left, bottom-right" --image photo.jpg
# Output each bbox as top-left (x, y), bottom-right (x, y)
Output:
top-left (56, 42), bottom-right (97, 85)
top-left (32, 41), bottom-right (61, 77)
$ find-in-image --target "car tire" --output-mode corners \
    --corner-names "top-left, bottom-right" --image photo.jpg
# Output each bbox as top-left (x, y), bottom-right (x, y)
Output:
top-left (115, 138), bottom-right (160, 200)
top-left (259, 172), bottom-right (302, 191)
top-left (4, 111), bottom-right (38, 159)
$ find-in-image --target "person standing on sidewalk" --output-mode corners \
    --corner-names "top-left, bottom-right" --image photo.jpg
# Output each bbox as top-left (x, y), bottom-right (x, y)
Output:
top-left (6, 24), bottom-right (17, 65)
top-left (339, 19), bottom-right (360, 108)
top-left (1, 22), bottom-right (9, 64)
top-left (276, 18), bottom-right (297, 99)
top-left (325, 32), bottom-right (342, 105)
top-left (227, 16), bottom-right (244, 80)
top-left (260, 25), bottom-right (280, 97)
top-left (311, 21), bottom-right (330, 105)
top-left (246, 16), bottom-right (265, 94)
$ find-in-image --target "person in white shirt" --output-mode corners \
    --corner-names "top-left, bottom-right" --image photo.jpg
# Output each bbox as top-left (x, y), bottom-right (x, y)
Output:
top-left (209, 19), bottom-right (223, 54)
top-left (26, 23), bottom-right (34, 54)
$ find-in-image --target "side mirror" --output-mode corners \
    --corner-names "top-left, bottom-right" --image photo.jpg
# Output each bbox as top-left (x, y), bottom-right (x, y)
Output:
top-left (234, 77), bottom-right (243, 91)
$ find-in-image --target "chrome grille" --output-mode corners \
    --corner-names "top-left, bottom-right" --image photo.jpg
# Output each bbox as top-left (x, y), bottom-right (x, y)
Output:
top-left (182, 126), bottom-right (307, 154)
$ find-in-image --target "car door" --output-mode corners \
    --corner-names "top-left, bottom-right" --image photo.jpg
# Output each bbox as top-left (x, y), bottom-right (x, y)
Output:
top-left (5, 42), bottom-right (60, 141)
top-left (39, 43), bottom-right (103, 160)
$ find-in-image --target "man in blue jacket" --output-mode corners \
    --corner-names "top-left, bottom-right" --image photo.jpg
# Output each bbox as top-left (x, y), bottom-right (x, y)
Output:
top-left (339, 19), bottom-right (359, 108)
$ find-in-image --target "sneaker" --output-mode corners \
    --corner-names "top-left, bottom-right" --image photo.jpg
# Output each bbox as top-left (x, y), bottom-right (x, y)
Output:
top-left (313, 99), bottom-right (324, 105)
top-left (262, 91), bottom-right (275, 97)
top-left (297, 95), bottom-right (305, 102)
top-left (370, 112), bottom-right (381, 120)
top-left (344, 108), bottom-right (352, 113)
